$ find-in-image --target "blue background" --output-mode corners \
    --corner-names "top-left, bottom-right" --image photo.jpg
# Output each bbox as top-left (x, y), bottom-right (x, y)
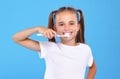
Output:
top-left (0, 0), bottom-right (120, 79)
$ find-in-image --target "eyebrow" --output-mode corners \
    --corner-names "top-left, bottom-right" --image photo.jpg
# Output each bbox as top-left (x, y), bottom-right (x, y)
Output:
top-left (57, 21), bottom-right (75, 23)
top-left (56, 22), bottom-right (64, 24)
top-left (69, 21), bottom-right (75, 23)
top-left (58, 22), bottom-right (64, 23)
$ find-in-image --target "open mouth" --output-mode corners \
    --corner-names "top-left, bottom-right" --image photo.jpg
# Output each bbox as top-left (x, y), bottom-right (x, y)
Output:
top-left (62, 32), bottom-right (73, 37)
top-left (63, 32), bottom-right (72, 35)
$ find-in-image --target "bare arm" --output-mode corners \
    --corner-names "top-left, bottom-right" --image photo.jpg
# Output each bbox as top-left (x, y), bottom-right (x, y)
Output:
top-left (12, 26), bottom-right (56, 51)
top-left (86, 61), bottom-right (97, 79)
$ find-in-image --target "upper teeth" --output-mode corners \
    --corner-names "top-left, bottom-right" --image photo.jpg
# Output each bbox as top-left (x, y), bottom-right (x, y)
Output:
top-left (64, 33), bottom-right (70, 37)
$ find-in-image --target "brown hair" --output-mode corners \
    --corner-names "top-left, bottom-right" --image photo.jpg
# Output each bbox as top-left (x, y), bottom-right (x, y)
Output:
top-left (48, 7), bottom-right (85, 43)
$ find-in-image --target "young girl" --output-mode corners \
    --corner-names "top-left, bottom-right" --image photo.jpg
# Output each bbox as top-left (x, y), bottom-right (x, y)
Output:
top-left (13, 7), bottom-right (97, 79)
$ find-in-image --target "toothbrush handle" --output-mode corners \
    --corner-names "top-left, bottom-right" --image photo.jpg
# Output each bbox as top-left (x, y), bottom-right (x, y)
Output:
top-left (37, 33), bottom-right (60, 37)
top-left (36, 33), bottom-right (66, 37)
top-left (37, 34), bottom-right (44, 36)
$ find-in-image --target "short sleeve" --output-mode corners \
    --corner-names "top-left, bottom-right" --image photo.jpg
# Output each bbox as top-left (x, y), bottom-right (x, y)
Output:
top-left (87, 47), bottom-right (93, 67)
top-left (38, 42), bottom-right (56, 58)
top-left (38, 42), bottom-right (47, 58)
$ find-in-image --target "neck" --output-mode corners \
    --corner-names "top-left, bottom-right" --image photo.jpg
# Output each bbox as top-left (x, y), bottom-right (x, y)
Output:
top-left (61, 40), bottom-right (78, 46)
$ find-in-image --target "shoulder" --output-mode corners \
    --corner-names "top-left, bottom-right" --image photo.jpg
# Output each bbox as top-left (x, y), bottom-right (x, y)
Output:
top-left (80, 43), bottom-right (92, 51)
top-left (40, 41), bottom-right (57, 48)
top-left (79, 43), bottom-right (93, 57)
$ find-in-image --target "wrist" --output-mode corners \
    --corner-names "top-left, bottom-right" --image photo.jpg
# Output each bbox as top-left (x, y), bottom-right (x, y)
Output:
top-left (34, 26), bottom-right (41, 33)
top-left (35, 26), bottom-right (45, 34)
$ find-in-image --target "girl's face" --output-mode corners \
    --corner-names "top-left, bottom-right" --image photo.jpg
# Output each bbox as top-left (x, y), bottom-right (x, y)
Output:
top-left (54, 11), bottom-right (80, 44)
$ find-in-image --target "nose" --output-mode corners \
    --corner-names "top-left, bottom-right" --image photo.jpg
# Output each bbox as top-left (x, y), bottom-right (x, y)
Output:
top-left (64, 24), bottom-right (69, 31)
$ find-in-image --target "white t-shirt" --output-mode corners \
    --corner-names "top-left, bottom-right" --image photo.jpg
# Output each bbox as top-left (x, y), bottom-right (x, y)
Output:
top-left (38, 42), bottom-right (93, 79)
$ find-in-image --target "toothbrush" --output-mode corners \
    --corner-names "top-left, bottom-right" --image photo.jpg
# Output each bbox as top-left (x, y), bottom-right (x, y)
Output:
top-left (37, 33), bottom-right (70, 37)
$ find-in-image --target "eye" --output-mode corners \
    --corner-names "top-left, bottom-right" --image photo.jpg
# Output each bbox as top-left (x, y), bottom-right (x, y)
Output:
top-left (59, 23), bottom-right (64, 26)
top-left (69, 22), bottom-right (75, 25)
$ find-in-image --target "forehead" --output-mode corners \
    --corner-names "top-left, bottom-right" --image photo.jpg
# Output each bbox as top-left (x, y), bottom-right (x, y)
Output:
top-left (55, 11), bottom-right (77, 22)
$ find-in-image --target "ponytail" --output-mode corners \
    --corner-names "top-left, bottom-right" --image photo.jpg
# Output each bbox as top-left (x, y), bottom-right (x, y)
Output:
top-left (48, 10), bottom-right (57, 42)
top-left (76, 10), bottom-right (85, 43)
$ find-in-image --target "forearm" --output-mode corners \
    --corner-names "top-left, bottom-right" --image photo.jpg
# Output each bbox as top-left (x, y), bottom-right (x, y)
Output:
top-left (86, 61), bottom-right (97, 79)
top-left (13, 28), bottom-right (37, 41)
top-left (13, 27), bottom-right (39, 42)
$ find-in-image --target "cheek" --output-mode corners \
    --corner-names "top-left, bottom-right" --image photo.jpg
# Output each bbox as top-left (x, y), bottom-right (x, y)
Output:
top-left (56, 27), bottom-right (63, 34)
top-left (71, 26), bottom-right (78, 31)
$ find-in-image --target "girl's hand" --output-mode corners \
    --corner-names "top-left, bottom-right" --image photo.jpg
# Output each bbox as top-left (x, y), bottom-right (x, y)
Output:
top-left (37, 26), bottom-right (57, 39)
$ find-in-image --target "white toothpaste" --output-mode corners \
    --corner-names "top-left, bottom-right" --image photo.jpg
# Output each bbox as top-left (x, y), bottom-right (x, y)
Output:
top-left (37, 33), bottom-right (70, 37)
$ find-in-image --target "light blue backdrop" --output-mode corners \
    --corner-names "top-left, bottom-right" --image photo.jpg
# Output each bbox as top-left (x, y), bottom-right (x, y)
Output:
top-left (0, 0), bottom-right (120, 79)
